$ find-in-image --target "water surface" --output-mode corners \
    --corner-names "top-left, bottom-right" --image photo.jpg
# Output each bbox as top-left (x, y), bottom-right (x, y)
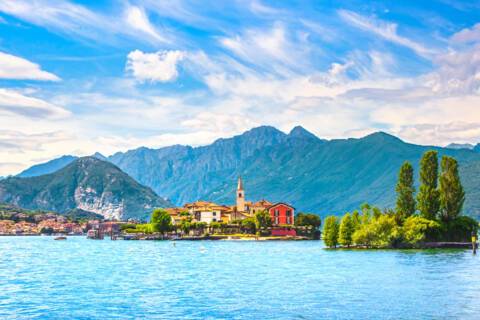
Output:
top-left (0, 237), bottom-right (478, 319)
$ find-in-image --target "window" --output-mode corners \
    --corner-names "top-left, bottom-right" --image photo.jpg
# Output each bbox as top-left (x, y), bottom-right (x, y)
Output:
top-left (287, 217), bottom-right (290, 224)
top-left (286, 210), bottom-right (292, 216)
top-left (274, 217), bottom-right (279, 224)
top-left (238, 193), bottom-right (242, 198)
top-left (274, 209), bottom-right (279, 216)
top-left (212, 212), bottom-right (216, 216)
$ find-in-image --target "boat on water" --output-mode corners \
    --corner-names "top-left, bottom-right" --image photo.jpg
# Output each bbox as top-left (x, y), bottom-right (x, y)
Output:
top-left (54, 236), bottom-right (67, 240)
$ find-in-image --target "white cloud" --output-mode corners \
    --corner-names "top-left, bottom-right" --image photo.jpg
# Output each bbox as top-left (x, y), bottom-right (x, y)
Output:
top-left (0, 88), bottom-right (70, 119)
top-left (338, 9), bottom-right (436, 58)
top-left (0, 52), bottom-right (60, 81)
top-left (124, 5), bottom-right (167, 43)
top-left (451, 23), bottom-right (480, 44)
top-left (126, 50), bottom-right (185, 82)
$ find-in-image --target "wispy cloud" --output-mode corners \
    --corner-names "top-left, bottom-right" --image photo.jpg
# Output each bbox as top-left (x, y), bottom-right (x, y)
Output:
top-left (338, 9), bottom-right (436, 58)
top-left (124, 5), bottom-right (169, 44)
top-left (0, 0), bottom-right (171, 45)
top-left (0, 88), bottom-right (70, 119)
top-left (0, 52), bottom-right (60, 81)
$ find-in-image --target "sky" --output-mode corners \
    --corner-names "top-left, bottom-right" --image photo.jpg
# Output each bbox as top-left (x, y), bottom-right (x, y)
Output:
top-left (0, 0), bottom-right (480, 175)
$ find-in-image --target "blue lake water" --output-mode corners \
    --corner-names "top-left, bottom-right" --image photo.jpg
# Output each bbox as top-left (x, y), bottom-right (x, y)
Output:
top-left (0, 237), bottom-right (479, 319)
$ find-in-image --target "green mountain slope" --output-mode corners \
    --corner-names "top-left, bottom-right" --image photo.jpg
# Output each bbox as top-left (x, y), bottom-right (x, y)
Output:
top-left (15, 126), bottom-right (480, 219)
top-left (0, 157), bottom-right (171, 220)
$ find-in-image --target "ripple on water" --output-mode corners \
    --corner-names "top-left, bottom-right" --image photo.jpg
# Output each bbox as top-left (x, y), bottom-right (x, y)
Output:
top-left (0, 237), bottom-right (478, 320)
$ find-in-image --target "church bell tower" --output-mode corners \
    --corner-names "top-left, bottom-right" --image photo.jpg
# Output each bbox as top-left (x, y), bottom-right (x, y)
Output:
top-left (236, 176), bottom-right (245, 212)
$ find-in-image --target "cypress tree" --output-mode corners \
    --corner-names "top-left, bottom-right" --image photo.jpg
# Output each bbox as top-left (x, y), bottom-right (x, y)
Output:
top-left (417, 150), bottom-right (440, 220)
top-left (395, 161), bottom-right (416, 221)
top-left (323, 216), bottom-right (339, 248)
top-left (339, 213), bottom-right (355, 247)
top-left (439, 156), bottom-right (465, 222)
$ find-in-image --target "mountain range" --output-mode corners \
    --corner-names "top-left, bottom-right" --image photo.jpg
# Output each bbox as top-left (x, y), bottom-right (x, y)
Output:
top-left (9, 126), bottom-right (480, 220)
top-left (1, 157), bottom-right (171, 220)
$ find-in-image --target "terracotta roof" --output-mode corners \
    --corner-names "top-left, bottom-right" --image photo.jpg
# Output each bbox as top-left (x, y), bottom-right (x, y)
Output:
top-left (266, 202), bottom-right (295, 211)
top-left (252, 199), bottom-right (272, 207)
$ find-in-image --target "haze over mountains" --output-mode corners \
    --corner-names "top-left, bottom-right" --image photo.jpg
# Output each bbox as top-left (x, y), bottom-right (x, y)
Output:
top-left (10, 126), bottom-right (480, 220)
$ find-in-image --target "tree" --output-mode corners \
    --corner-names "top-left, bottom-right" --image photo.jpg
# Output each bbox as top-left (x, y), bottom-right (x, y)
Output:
top-left (439, 156), bottom-right (465, 223)
top-left (360, 203), bottom-right (371, 225)
top-left (150, 208), bottom-right (172, 236)
top-left (417, 150), bottom-right (440, 220)
top-left (323, 216), bottom-right (339, 248)
top-left (395, 161), bottom-right (416, 222)
top-left (351, 210), bottom-right (361, 229)
top-left (402, 216), bottom-right (440, 245)
top-left (179, 220), bottom-right (191, 235)
top-left (339, 213), bottom-right (355, 247)
top-left (210, 221), bottom-right (221, 233)
top-left (353, 215), bottom-right (399, 248)
top-left (254, 210), bottom-right (272, 230)
top-left (241, 217), bottom-right (256, 234)
top-left (295, 213), bottom-right (321, 230)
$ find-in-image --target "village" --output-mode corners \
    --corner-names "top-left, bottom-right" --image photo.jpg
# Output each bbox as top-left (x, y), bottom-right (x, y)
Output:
top-left (164, 177), bottom-right (299, 237)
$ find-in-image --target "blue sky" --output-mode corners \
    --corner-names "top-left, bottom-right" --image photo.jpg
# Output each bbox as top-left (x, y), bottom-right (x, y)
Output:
top-left (0, 0), bottom-right (479, 175)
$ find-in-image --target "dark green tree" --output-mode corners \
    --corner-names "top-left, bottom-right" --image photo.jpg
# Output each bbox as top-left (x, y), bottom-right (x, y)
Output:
top-left (395, 161), bottom-right (416, 221)
top-left (339, 213), bottom-right (355, 247)
top-left (417, 150), bottom-right (440, 220)
top-left (323, 216), bottom-right (339, 248)
top-left (241, 217), bottom-right (256, 234)
top-left (295, 213), bottom-right (321, 230)
top-left (439, 156), bottom-right (465, 222)
top-left (150, 208), bottom-right (172, 236)
top-left (254, 210), bottom-right (272, 231)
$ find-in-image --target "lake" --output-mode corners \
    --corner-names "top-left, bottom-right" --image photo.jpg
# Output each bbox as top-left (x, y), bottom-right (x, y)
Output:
top-left (0, 237), bottom-right (478, 319)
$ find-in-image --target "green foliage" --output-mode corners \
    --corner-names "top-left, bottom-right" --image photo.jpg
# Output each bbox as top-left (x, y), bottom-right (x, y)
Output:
top-left (241, 217), bottom-right (256, 233)
top-left (353, 214), bottom-right (400, 248)
top-left (323, 216), bottom-right (339, 248)
top-left (179, 220), bottom-right (192, 235)
top-left (120, 223), bottom-right (137, 231)
top-left (360, 204), bottom-right (371, 225)
top-left (210, 221), bottom-right (221, 233)
top-left (150, 208), bottom-right (172, 234)
top-left (417, 150), bottom-right (440, 220)
top-left (395, 161), bottom-right (416, 221)
top-left (439, 156), bottom-right (465, 223)
top-left (254, 210), bottom-right (272, 230)
top-left (338, 213), bottom-right (355, 247)
top-left (351, 210), bottom-right (361, 229)
top-left (295, 212), bottom-right (321, 230)
top-left (402, 216), bottom-right (441, 245)
top-left (441, 216), bottom-right (478, 242)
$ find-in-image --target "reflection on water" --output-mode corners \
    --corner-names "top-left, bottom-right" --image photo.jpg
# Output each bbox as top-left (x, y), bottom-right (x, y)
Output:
top-left (0, 237), bottom-right (478, 319)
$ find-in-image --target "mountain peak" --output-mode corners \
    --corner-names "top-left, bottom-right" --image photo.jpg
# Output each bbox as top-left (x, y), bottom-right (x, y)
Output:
top-left (288, 126), bottom-right (318, 140)
top-left (363, 131), bottom-right (403, 143)
top-left (92, 152), bottom-right (107, 160)
top-left (446, 143), bottom-right (474, 150)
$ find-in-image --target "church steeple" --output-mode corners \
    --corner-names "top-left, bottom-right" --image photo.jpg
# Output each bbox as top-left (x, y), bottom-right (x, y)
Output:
top-left (236, 176), bottom-right (245, 212)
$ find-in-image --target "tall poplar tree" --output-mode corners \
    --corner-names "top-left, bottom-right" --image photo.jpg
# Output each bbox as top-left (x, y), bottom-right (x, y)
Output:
top-left (323, 216), bottom-right (339, 248)
top-left (339, 213), bottom-right (355, 247)
top-left (417, 150), bottom-right (440, 220)
top-left (395, 161), bottom-right (416, 222)
top-left (439, 156), bottom-right (465, 222)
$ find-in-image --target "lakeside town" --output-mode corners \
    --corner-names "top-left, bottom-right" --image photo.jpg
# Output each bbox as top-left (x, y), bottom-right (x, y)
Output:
top-left (0, 177), bottom-right (320, 240)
